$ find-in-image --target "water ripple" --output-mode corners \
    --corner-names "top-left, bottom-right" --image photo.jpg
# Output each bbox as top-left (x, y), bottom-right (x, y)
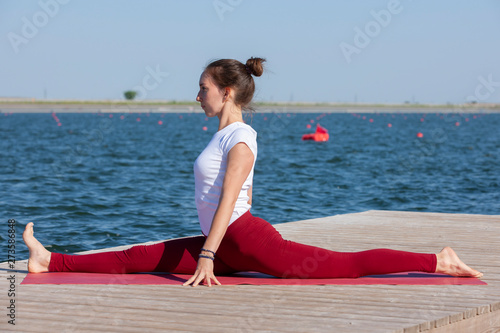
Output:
top-left (2, 112), bottom-right (499, 258)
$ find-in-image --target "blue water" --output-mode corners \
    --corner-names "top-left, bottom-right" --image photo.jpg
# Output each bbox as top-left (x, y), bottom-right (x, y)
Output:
top-left (2, 111), bottom-right (499, 259)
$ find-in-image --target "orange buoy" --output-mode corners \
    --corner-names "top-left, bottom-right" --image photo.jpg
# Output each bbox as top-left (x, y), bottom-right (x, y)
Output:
top-left (302, 124), bottom-right (329, 142)
top-left (417, 132), bottom-right (424, 138)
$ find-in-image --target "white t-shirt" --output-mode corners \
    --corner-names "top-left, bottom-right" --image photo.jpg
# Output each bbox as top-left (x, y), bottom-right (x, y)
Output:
top-left (194, 122), bottom-right (257, 236)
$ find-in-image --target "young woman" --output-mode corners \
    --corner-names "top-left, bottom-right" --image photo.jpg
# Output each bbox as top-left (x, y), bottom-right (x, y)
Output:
top-left (23, 57), bottom-right (483, 287)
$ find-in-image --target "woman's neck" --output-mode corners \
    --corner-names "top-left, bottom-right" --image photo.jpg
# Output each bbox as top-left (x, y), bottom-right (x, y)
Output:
top-left (217, 103), bottom-right (243, 131)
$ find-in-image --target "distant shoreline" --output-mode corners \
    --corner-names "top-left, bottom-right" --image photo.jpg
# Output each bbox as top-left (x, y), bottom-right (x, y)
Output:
top-left (1, 100), bottom-right (499, 113)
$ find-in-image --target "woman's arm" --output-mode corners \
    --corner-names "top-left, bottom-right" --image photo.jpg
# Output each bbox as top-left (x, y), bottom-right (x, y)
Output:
top-left (183, 142), bottom-right (255, 287)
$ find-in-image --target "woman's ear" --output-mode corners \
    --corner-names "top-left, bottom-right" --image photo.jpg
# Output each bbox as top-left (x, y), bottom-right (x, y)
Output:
top-left (223, 87), bottom-right (231, 102)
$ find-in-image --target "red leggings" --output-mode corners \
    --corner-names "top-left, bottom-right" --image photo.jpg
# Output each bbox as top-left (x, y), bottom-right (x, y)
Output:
top-left (49, 211), bottom-right (436, 278)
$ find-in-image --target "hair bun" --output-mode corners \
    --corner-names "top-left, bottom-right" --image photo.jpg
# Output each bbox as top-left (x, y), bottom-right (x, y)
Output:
top-left (245, 57), bottom-right (266, 77)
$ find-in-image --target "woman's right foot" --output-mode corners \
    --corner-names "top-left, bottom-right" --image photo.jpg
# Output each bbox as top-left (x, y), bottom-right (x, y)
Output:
top-left (436, 247), bottom-right (483, 278)
top-left (22, 222), bottom-right (51, 273)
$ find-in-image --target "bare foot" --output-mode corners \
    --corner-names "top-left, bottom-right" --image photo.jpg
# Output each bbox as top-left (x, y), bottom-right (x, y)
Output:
top-left (22, 222), bottom-right (51, 273)
top-left (435, 247), bottom-right (483, 278)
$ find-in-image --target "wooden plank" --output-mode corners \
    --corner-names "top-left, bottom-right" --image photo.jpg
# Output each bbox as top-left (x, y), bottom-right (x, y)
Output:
top-left (424, 310), bottom-right (500, 333)
top-left (1, 210), bottom-right (499, 332)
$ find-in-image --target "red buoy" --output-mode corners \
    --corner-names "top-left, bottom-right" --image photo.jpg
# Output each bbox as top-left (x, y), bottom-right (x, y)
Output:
top-left (302, 124), bottom-right (329, 142)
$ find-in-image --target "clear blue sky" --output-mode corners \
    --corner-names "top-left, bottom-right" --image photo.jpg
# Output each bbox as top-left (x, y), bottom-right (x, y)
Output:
top-left (2, 0), bottom-right (500, 104)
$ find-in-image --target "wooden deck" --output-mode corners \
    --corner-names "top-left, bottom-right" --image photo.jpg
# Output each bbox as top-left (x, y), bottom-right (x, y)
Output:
top-left (2, 210), bottom-right (499, 332)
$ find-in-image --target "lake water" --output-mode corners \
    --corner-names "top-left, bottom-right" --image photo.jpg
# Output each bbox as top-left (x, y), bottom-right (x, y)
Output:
top-left (2, 110), bottom-right (499, 259)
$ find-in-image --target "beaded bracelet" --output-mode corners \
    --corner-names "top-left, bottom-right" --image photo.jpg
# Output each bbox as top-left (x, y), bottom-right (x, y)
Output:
top-left (201, 248), bottom-right (216, 256)
top-left (199, 254), bottom-right (215, 261)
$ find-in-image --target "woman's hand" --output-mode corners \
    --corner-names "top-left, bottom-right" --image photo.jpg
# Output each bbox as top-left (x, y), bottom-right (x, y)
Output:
top-left (182, 257), bottom-right (221, 287)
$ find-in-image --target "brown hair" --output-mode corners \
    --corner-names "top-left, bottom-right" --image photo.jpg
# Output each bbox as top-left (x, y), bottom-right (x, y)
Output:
top-left (204, 57), bottom-right (266, 111)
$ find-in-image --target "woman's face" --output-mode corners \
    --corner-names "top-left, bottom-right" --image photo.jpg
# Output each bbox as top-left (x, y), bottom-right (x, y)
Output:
top-left (196, 71), bottom-right (225, 118)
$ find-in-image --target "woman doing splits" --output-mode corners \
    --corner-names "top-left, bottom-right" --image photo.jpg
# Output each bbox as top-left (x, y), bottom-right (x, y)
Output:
top-left (23, 57), bottom-right (483, 286)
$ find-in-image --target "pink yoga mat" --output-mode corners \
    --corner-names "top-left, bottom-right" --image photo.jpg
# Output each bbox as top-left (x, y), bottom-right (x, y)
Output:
top-left (21, 271), bottom-right (486, 286)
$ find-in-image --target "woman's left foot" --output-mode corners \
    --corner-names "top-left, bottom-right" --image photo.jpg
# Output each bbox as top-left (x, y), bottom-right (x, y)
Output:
top-left (435, 247), bottom-right (483, 278)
